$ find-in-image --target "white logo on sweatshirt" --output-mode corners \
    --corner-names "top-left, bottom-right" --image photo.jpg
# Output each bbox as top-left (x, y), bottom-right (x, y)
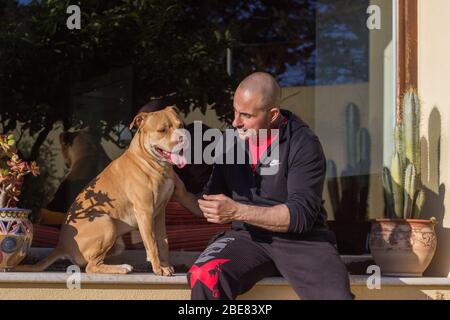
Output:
top-left (269, 160), bottom-right (281, 167)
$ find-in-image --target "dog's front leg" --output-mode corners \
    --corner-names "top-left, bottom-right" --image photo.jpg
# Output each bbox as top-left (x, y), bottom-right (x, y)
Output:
top-left (154, 210), bottom-right (173, 273)
top-left (134, 205), bottom-right (173, 276)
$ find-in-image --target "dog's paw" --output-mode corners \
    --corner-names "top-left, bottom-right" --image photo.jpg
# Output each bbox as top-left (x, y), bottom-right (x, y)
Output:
top-left (118, 264), bottom-right (134, 273)
top-left (153, 265), bottom-right (174, 276)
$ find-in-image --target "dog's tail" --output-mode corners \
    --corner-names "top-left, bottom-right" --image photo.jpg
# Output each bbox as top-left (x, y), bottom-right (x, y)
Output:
top-left (13, 248), bottom-right (67, 272)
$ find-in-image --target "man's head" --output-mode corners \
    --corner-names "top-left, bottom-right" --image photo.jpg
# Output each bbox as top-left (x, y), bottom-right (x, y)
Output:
top-left (137, 92), bottom-right (177, 114)
top-left (232, 72), bottom-right (281, 140)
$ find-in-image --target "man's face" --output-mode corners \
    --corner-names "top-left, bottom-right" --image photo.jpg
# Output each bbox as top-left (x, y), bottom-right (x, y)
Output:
top-left (232, 88), bottom-right (271, 140)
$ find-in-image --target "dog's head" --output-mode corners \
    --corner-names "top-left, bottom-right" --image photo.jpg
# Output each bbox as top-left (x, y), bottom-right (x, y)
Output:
top-left (129, 105), bottom-right (187, 168)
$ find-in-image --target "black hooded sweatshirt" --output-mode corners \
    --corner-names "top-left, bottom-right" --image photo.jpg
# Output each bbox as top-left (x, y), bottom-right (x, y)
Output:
top-left (203, 109), bottom-right (336, 244)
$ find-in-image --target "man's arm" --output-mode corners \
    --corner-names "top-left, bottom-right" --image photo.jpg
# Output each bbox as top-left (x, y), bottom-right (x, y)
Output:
top-left (198, 133), bottom-right (327, 235)
top-left (236, 203), bottom-right (290, 232)
top-left (198, 194), bottom-right (290, 232)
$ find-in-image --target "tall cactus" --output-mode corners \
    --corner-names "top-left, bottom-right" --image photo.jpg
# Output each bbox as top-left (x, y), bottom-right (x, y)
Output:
top-left (383, 89), bottom-right (425, 219)
top-left (391, 151), bottom-right (404, 218)
top-left (326, 103), bottom-right (371, 222)
top-left (403, 91), bottom-right (421, 176)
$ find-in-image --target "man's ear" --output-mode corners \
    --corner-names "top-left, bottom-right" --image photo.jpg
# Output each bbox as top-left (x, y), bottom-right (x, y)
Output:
top-left (129, 112), bottom-right (149, 130)
top-left (269, 107), bottom-right (281, 123)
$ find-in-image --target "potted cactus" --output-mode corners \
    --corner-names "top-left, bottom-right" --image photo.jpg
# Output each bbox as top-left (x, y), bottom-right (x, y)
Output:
top-left (326, 103), bottom-right (372, 254)
top-left (0, 134), bottom-right (39, 271)
top-left (369, 89), bottom-right (437, 276)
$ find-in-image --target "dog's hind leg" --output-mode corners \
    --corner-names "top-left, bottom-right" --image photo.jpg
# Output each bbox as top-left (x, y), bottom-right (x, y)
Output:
top-left (85, 237), bottom-right (133, 274)
top-left (106, 236), bottom-right (126, 258)
top-left (78, 215), bottom-right (133, 274)
top-left (85, 259), bottom-right (133, 274)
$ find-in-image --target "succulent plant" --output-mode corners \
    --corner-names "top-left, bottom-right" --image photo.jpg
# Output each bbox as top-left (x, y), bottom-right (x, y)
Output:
top-left (0, 134), bottom-right (40, 208)
top-left (383, 89), bottom-right (424, 219)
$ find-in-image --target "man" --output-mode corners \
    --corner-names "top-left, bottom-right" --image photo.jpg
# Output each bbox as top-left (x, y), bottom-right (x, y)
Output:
top-left (172, 72), bottom-right (354, 300)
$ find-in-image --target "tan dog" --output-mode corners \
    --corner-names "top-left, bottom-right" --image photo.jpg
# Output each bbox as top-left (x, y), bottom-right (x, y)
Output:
top-left (16, 106), bottom-right (187, 275)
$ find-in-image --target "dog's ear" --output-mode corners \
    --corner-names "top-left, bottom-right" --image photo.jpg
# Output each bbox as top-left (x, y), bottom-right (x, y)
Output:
top-left (129, 112), bottom-right (149, 130)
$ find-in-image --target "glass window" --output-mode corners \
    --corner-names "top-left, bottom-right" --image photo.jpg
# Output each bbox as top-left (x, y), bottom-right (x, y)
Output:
top-left (1, 0), bottom-right (394, 258)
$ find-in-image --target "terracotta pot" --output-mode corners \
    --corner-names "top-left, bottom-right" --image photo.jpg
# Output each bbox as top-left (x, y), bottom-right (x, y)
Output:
top-left (369, 218), bottom-right (437, 276)
top-left (0, 208), bottom-right (33, 271)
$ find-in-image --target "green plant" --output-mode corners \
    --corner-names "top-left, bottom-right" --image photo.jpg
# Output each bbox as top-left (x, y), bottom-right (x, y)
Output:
top-left (0, 134), bottom-right (40, 208)
top-left (0, 0), bottom-right (321, 159)
top-left (382, 89), bottom-right (425, 219)
top-left (326, 103), bottom-right (371, 221)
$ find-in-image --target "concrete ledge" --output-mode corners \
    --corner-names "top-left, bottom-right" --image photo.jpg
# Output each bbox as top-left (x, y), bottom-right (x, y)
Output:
top-left (2, 271), bottom-right (450, 286)
top-left (1, 272), bottom-right (450, 300)
top-left (349, 275), bottom-right (450, 286)
top-left (0, 249), bottom-right (449, 300)
top-left (0, 272), bottom-right (290, 286)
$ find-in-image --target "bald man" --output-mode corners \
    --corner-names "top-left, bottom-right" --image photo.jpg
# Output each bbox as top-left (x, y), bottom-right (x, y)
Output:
top-left (173, 72), bottom-right (354, 300)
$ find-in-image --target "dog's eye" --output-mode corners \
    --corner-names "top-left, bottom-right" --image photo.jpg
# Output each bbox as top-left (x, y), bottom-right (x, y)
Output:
top-left (157, 127), bottom-right (167, 133)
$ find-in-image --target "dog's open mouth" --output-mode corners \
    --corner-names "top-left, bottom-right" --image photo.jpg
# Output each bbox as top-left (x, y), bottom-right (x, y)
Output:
top-left (154, 146), bottom-right (187, 169)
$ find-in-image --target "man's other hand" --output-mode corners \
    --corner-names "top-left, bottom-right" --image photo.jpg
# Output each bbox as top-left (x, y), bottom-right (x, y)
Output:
top-left (198, 194), bottom-right (241, 224)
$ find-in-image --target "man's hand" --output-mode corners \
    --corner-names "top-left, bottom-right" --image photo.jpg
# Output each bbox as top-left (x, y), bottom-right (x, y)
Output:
top-left (198, 194), bottom-right (242, 224)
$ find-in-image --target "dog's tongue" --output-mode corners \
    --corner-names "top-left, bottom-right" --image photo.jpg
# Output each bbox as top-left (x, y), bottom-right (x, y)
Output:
top-left (170, 152), bottom-right (187, 169)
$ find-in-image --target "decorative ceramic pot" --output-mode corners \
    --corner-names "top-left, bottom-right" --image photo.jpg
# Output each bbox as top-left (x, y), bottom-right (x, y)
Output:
top-left (0, 208), bottom-right (33, 271)
top-left (369, 218), bottom-right (437, 276)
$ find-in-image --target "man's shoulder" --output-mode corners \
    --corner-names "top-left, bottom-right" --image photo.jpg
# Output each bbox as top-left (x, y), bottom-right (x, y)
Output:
top-left (284, 111), bottom-right (320, 147)
top-left (281, 111), bottom-right (325, 163)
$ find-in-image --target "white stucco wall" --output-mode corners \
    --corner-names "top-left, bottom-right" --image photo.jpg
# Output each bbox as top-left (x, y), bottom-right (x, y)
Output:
top-left (418, 0), bottom-right (450, 277)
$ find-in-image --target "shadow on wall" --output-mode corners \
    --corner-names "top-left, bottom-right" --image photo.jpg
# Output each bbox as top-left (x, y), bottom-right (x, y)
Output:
top-left (326, 103), bottom-right (372, 255)
top-left (421, 107), bottom-right (448, 277)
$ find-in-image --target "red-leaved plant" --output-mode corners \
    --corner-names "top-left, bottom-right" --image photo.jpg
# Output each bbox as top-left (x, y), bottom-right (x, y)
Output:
top-left (0, 134), bottom-right (40, 208)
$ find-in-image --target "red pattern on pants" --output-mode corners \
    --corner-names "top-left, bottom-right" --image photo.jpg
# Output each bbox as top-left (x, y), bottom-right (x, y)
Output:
top-left (187, 229), bottom-right (354, 300)
top-left (188, 258), bottom-right (231, 298)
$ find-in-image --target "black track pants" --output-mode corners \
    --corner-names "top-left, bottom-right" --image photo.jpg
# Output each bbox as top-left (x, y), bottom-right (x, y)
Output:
top-left (187, 229), bottom-right (354, 300)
